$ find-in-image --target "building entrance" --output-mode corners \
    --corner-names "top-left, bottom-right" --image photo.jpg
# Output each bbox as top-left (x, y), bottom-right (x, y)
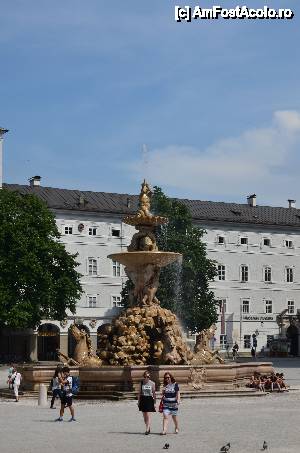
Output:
top-left (286, 324), bottom-right (299, 356)
top-left (37, 324), bottom-right (60, 361)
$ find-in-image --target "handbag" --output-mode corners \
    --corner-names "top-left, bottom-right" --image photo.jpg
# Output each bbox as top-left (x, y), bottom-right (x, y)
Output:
top-left (159, 398), bottom-right (164, 413)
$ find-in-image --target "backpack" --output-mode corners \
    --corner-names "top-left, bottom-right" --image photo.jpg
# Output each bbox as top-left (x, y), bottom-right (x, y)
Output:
top-left (71, 376), bottom-right (80, 395)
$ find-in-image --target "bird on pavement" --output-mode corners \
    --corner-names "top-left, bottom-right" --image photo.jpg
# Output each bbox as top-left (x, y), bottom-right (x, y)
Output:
top-left (262, 441), bottom-right (268, 450)
top-left (163, 443), bottom-right (170, 449)
top-left (220, 442), bottom-right (231, 452)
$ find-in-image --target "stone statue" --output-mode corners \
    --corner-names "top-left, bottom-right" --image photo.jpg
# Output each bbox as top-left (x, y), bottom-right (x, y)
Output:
top-left (57, 324), bottom-right (102, 367)
top-left (126, 264), bottom-right (160, 306)
top-left (192, 324), bottom-right (224, 365)
top-left (137, 180), bottom-right (152, 218)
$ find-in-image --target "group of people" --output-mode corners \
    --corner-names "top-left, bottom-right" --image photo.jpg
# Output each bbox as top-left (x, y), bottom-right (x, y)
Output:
top-left (246, 371), bottom-right (288, 392)
top-left (7, 365), bottom-right (22, 402)
top-left (50, 366), bottom-right (76, 422)
top-left (138, 371), bottom-right (180, 435)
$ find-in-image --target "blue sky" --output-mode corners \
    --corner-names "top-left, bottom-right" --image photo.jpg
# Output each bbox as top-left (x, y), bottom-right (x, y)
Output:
top-left (0, 0), bottom-right (299, 206)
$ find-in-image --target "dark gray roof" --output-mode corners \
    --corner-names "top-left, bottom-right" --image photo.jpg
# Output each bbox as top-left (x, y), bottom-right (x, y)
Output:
top-left (4, 183), bottom-right (300, 228)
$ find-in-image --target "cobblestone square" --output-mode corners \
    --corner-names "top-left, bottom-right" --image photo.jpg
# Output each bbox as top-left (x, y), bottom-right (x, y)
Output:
top-left (0, 359), bottom-right (299, 453)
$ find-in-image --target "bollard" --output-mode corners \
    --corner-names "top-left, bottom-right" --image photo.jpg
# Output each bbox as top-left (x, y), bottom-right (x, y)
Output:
top-left (38, 383), bottom-right (48, 407)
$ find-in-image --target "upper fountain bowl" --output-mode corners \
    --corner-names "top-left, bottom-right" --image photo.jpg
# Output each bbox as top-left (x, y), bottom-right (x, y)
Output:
top-left (108, 251), bottom-right (182, 268)
top-left (123, 213), bottom-right (168, 227)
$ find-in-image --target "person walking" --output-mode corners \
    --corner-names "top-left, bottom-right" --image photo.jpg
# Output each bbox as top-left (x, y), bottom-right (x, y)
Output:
top-left (50, 366), bottom-right (63, 409)
top-left (137, 371), bottom-right (156, 435)
top-left (11, 367), bottom-right (22, 402)
top-left (232, 342), bottom-right (239, 360)
top-left (7, 364), bottom-right (14, 390)
top-left (55, 366), bottom-right (76, 422)
top-left (160, 373), bottom-right (180, 435)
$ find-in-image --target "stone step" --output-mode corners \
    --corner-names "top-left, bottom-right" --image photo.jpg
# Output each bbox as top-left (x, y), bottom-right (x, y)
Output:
top-left (2, 387), bottom-right (292, 401)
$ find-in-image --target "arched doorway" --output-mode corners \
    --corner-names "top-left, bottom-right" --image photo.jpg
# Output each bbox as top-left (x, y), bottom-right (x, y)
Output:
top-left (68, 324), bottom-right (90, 358)
top-left (37, 324), bottom-right (60, 361)
top-left (286, 324), bottom-right (299, 356)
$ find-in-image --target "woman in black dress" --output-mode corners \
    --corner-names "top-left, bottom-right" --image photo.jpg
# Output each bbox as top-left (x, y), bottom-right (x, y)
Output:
top-left (138, 371), bottom-right (156, 434)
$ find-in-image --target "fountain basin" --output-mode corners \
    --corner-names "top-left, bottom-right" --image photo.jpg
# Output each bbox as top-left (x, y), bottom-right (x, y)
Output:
top-left (17, 362), bottom-right (274, 393)
top-left (108, 251), bottom-right (181, 268)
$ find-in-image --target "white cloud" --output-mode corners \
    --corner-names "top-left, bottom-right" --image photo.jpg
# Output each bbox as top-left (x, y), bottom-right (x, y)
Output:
top-left (129, 110), bottom-right (300, 205)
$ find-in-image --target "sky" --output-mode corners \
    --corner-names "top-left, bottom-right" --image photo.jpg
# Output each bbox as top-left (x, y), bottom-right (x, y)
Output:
top-left (0, 0), bottom-right (299, 207)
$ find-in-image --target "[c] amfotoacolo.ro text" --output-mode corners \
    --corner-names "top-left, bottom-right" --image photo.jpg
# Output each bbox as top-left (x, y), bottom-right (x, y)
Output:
top-left (175, 5), bottom-right (295, 21)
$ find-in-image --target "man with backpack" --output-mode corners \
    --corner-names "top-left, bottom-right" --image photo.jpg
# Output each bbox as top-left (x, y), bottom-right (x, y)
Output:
top-left (55, 366), bottom-right (78, 422)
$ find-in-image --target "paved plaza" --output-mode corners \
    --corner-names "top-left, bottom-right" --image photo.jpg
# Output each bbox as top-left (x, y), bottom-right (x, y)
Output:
top-left (0, 359), bottom-right (299, 453)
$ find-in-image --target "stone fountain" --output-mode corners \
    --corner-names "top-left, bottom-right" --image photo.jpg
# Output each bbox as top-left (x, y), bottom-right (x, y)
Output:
top-left (16, 181), bottom-right (274, 398)
top-left (97, 180), bottom-right (193, 366)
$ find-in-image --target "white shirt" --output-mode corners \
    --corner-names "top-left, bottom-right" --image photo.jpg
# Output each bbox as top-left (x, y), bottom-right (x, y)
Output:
top-left (52, 376), bottom-right (60, 391)
top-left (63, 376), bottom-right (73, 396)
top-left (12, 372), bottom-right (21, 386)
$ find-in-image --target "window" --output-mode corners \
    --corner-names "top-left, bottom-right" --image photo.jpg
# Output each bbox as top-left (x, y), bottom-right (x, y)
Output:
top-left (89, 227), bottom-right (97, 236)
top-left (264, 267), bottom-right (272, 282)
top-left (267, 335), bottom-right (274, 348)
top-left (112, 260), bottom-right (121, 277)
top-left (220, 335), bottom-right (227, 350)
top-left (112, 295), bottom-right (123, 308)
top-left (288, 300), bottom-right (295, 314)
top-left (112, 228), bottom-right (120, 237)
top-left (286, 267), bottom-right (294, 283)
top-left (88, 295), bottom-right (97, 308)
top-left (242, 300), bottom-right (250, 313)
top-left (217, 299), bottom-right (227, 313)
top-left (218, 235), bottom-right (225, 244)
top-left (263, 238), bottom-right (271, 246)
top-left (88, 258), bottom-right (97, 276)
top-left (244, 335), bottom-right (251, 349)
top-left (64, 226), bottom-right (73, 235)
top-left (217, 265), bottom-right (226, 281)
top-left (285, 240), bottom-right (293, 248)
top-left (265, 300), bottom-right (273, 314)
top-left (241, 265), bottom-right (249, 282)
top-left (240, 237), bottom-right (248, 245)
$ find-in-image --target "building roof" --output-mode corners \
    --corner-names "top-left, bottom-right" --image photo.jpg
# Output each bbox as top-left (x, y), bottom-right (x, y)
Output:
top-left (4, 183), bottom-right (300, 228)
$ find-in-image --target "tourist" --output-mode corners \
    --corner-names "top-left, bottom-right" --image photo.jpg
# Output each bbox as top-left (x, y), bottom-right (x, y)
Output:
top-left (251, 347), bottom-right (256, 359)
top-left (55, 366), bottom-right (76, 422)
top-left (50, 366), bottom-right (63, 409)
top-left (11, 367), bottom-right (22, 402)
top-left (137, 371), bottom-right (156, 434)
top-left (232, 342), bottom-right (239, 360)
top-left (7, 364), bottom-right (14, 389)
top-left (160, 373), bottom-right (180, 435)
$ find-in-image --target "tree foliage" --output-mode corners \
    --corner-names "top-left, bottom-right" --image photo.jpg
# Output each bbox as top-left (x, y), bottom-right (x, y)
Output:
top-left (0, 189), bottom-right (82, 329)
top-left (122, 187), bottom-right (218, 333)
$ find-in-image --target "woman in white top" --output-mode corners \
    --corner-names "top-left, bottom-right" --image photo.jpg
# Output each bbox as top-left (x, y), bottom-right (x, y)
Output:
top-left (11, 368), bottom-right (22, 402)
top-left (50, 366), bottom-right (63, 409)
top-left (137, 371), bottom-right (156, 435)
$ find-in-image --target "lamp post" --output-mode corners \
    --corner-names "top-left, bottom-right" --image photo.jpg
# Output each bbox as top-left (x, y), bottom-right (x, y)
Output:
top-left (0, 127), bottom-right (9, 189)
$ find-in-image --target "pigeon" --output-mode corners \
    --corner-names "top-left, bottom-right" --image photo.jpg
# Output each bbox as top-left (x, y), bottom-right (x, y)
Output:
top-left (262, 441), bottom-right (268, 450)
top-left (163, 443), bottom-right (170, 450)
top-left (220, 443), bottom-right (231, 452)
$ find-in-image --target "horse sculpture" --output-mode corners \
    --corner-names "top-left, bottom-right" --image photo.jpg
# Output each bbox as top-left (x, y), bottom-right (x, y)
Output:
top-left (57, 324), bottom-right (102, 367)
top-left (191, 324), bottom-right (224, 365)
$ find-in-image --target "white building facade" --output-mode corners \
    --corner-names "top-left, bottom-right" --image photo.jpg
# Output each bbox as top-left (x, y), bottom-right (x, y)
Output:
top-left (202, 220), bottom-right (300, 354)
top-left (3, 181), bottom-right (300, 360)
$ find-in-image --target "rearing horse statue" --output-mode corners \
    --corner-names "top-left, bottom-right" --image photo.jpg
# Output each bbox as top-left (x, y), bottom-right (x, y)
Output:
top-left (57, 324), bottom-right (102, 367)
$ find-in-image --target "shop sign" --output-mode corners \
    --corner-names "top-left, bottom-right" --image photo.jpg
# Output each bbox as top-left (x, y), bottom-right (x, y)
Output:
top-left (242, 314), bottom-right (276, 322)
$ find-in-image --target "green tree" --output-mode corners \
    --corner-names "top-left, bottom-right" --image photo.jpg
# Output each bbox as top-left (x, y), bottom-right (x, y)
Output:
top-left (122, 187), bottom-right (218, 333)
top-left (0, 189), bottom-right (82, 329)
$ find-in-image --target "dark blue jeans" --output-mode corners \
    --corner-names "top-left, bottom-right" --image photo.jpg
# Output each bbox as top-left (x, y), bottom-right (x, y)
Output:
top-left (50, 389), bottom-right (61, 408)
